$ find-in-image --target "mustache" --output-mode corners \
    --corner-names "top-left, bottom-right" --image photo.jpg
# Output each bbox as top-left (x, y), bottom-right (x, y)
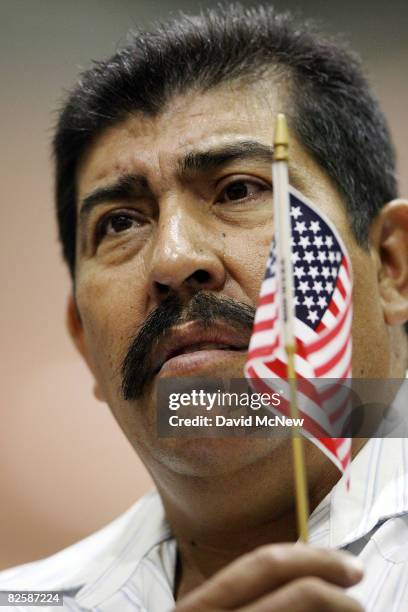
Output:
top-left (121, 292), bottom-right (255, 401)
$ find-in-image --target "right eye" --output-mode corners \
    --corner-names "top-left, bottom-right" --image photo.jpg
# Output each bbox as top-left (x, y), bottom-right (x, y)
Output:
top-left (96, 211), bottom-right (143, 243)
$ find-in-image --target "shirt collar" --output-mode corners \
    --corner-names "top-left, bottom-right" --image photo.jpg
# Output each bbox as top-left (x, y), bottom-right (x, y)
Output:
top-left (74, 490), bottom-right (171, 609)
top-left (309, 377), bottom-right (408, 548)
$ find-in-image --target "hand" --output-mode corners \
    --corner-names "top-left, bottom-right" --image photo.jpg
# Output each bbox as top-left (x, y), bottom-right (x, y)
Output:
top-left (175, 543), bottom-right (364, 611)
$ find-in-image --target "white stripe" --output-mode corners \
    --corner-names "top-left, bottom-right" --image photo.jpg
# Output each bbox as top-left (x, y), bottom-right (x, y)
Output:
top-left (332, 286), bottom-right (346, 311)
top-left (248, 329), bottom-right (278, 351)
top-left (338, 265), bottom-right (351, 292)
top-left (254, 302), bottom-right (277, 323)
top-left (259, 276), bottom-right (277, 296)
top-left (320, 308), bottom-right (337, 328)
top-left (322, 340), bottom-right (352, 378)
top-left (293, 317), bottom-right (318, 342)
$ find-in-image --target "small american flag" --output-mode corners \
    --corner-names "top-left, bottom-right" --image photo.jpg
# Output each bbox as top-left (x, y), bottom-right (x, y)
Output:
top-left (245, 186), bottom-right (353, 475)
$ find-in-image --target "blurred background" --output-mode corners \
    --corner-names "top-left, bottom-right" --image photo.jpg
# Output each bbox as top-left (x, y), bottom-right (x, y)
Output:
top-left (0, 0), bottom-right (407, 570)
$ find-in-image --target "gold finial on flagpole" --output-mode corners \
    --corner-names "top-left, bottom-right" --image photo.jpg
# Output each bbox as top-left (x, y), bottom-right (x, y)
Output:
top-left (273, 113), bottom-right (289, 162)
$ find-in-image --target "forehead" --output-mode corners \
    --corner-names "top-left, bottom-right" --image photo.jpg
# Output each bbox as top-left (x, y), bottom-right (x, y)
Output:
top-left (79, 83), bottom-right (294, 185)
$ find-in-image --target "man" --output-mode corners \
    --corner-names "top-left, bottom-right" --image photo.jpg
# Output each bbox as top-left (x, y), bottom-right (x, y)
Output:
top-left (1, 3), bottom-right (407, 610)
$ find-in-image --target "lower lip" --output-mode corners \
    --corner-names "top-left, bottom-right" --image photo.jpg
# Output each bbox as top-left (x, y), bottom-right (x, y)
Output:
top-left (157, 349), bottom-right (247, 376)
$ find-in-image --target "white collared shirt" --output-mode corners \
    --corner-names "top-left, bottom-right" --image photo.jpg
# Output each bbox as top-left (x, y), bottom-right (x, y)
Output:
top-left (2, 439), bottom-right (408, 610)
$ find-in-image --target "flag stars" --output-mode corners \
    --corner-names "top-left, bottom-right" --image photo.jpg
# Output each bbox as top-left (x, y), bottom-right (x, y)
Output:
top-left (294, 266), bottom-right (305, 279)
top-left (276, 195), bottom-right (348, 332)
top-left (304, 250), bottom-right (315, 264)
top-left (313, 235), bottom-right (324, 248)
top-left (291, 206), bottom-right (302, 219)
top-left (313, 280), bottom-right (323, 294)
top-left (307, 310), bottom-right (319, 324)
top-left (299, 280), bottom-right (310, 294)
top-left (295, 221), bottom-right (307, 234)
top-left (309, 266), bottom-right (319, 280)
top-left (310, 221), bottom-right (321, 233)
top-left (303, 295), bottom-right (315, 308)
top-left (299, 235), bottom-right (310, 249)
top-left (321, 266), bottom-right (330, 279)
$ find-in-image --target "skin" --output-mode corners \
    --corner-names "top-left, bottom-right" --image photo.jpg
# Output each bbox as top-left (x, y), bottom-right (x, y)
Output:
top-left (67, 80), bottom-right (408, 609)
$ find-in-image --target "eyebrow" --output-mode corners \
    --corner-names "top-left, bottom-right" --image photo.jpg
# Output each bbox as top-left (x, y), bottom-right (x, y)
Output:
top-left (177, 140), bottom-right (274, 174)
top-left (79, 174), bottom-right (150, 223)
top-left (79, 140), bottom-right (287, 223)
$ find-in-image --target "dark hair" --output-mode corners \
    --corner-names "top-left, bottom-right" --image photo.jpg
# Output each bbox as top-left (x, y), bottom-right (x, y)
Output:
top-left (53, 2), bottom-right (398, 280)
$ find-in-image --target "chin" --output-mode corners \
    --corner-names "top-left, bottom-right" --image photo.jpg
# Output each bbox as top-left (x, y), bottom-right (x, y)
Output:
top-left (152, 436), bottom-right (286, 478)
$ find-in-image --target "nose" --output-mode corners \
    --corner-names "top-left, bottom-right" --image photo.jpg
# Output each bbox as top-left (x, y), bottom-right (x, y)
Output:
top-left (147, 203), bottom-right (226, 302)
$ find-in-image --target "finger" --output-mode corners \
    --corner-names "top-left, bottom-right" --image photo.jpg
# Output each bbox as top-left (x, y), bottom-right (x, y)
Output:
top-left (178, 544), bottom-right (363, 609)
top-left (240, 577), bottom-right (364, 612)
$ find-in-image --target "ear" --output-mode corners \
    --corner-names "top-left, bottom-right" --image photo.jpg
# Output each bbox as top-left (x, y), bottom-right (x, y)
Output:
top-left (66, 294), bottom-right (106, 402)
top-left (369, 199), bottom-right (408, 326)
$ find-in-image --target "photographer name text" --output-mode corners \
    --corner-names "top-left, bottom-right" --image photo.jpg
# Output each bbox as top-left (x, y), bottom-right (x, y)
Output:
top-left (168, 415), bottom-right (304, 428)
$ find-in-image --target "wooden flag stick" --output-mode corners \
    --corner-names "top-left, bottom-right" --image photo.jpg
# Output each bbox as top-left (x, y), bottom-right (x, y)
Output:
top-left (272, 114), bottom-right (310, 543)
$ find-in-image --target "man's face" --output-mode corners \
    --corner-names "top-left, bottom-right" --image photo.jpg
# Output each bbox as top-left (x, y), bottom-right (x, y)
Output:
top-left (72, 82), bottom-right (391, 478)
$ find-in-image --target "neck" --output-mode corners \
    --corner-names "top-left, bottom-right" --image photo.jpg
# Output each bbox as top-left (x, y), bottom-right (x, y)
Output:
top-left (149, 439), bottom-right (365, 598)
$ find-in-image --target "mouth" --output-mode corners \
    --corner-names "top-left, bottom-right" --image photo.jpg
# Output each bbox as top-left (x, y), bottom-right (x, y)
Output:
top-left (152, 322), bottom-right (249, 376)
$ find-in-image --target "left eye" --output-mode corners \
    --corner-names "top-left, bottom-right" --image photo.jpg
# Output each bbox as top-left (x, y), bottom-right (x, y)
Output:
top-left (96, 212), bottom-right (142, 244)
top-left (218, 180), bottom-right (268, 203)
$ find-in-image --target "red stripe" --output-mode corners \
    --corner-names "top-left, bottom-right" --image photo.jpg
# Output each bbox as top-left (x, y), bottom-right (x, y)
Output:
top-left (314, 333), bottom-right (350, 377)
top-left (251, 358), bottom-right (326, 409)
top-left (320, 437), bottom-right (350, 471)
top-left (336, 276), bottom-right (346, 300)
top-left (342, 255), bottom-right (350, 276)
top-left (257, 293), bottom-right (275, 307)
top-left (247, 338), bottom-right (279, 362)
top-left (306, 300), bottom-right (350, 353)
top-left (315, 320), bottom-right (327, 334)
top-left (253, 317), bottom-right (277, 333)
top-left (328, 299), bottom-right (339, 317)
top-left (341, 451), bottom-right (351, 471)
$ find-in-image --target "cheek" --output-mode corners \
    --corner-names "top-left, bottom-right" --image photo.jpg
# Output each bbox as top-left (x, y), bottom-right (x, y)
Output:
top-left (222, 223), bottom-right (273, 303)
top-left (349, 250), bottom-right (390, 376)
top-left (75, 266), bottom-right (148, 395)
